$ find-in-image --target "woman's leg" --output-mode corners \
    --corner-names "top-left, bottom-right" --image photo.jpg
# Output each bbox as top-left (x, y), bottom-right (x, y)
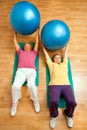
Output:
top-left (49, 86), bottom-right (62, 118)
top-left (11, 69), bottom-right (26, 116)
top-left (49, 86), bottom-right (62, 128)
top-left (62, 86), bottom-right (77, 117)
top-left (12, 69), bottom-right (26, 103)
top-left (27, 69), bottom-right (40, 112)
top-left (27, 69), bottom-right (38, 102)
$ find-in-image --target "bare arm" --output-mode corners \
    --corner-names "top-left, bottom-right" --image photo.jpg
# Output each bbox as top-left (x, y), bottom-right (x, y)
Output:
top-left (64, 44), bottom-right (68, 59)
top-left (42, 44), bottom-right (50, 60)
top-left (34, 27), bottom-right (40, 51)
top-left (61, 44), bottom-right (68, 59)
top-left (13, 31), bottom-right (20, 51)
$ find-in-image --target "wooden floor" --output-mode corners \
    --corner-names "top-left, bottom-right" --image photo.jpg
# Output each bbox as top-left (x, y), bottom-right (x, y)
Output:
top-left (0, 0), bottom-right (87, 130)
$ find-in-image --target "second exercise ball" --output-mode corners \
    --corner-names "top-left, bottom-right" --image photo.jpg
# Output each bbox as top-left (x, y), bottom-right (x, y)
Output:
top-left (10, 1), bottom-right (40, 35)
top-left (41, 20), bottom-right (70, 50)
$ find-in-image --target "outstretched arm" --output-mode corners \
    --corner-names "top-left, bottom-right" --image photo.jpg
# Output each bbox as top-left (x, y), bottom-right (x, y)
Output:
top-left (34, 27), bottom-right (40, 51)
top-left (42, 44), bottom-right (50, 60)
top-left (64, 44), bottom-right (68, 59)
top-left (61, 44), bottom-right (68, 59)
top-left (13, 31), bottom-right (20, 51)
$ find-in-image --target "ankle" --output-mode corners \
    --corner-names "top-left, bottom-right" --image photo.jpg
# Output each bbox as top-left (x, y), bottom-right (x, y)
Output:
top-left (12, 101), bottom-right (18, 106)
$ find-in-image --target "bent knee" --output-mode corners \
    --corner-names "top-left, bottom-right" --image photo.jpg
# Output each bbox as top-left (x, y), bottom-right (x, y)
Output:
top-left (50, 99), bottom-right (58, 106)
top-left (27, 83), bottom-right (36, 88)
top-left (67, 100), bottom-right (77, 107)
top-left (12, 84), bottom-right (21, 90)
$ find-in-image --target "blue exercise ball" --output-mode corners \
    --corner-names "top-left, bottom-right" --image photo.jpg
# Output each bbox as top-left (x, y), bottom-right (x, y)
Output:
top-left (10, 1), bottom-right (40, 35)
top-left (41, 20), bottom-right (70, 50)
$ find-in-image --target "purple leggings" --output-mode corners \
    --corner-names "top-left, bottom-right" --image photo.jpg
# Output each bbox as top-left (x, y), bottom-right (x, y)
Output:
top-left (49, 85), bottom-right (77, 118)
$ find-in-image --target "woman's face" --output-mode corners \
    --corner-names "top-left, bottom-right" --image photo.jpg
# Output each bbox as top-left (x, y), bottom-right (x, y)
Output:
top-left (53, 54), bottom-right (62, 64)
top-left (24, 43), bottom-right (32, 51)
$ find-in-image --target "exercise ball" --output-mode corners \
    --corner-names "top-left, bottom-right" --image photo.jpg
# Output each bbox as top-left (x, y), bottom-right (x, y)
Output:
top-left (10, 1), bottom-right (40, 35)
top-left (41, 20), bottom-right (70, 50)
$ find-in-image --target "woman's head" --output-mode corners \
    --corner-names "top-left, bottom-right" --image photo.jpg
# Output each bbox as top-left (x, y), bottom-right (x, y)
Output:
top-left (52, 54), bottom-right (62, 64)
top-left (24, 42), bottom-right (32, 51)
